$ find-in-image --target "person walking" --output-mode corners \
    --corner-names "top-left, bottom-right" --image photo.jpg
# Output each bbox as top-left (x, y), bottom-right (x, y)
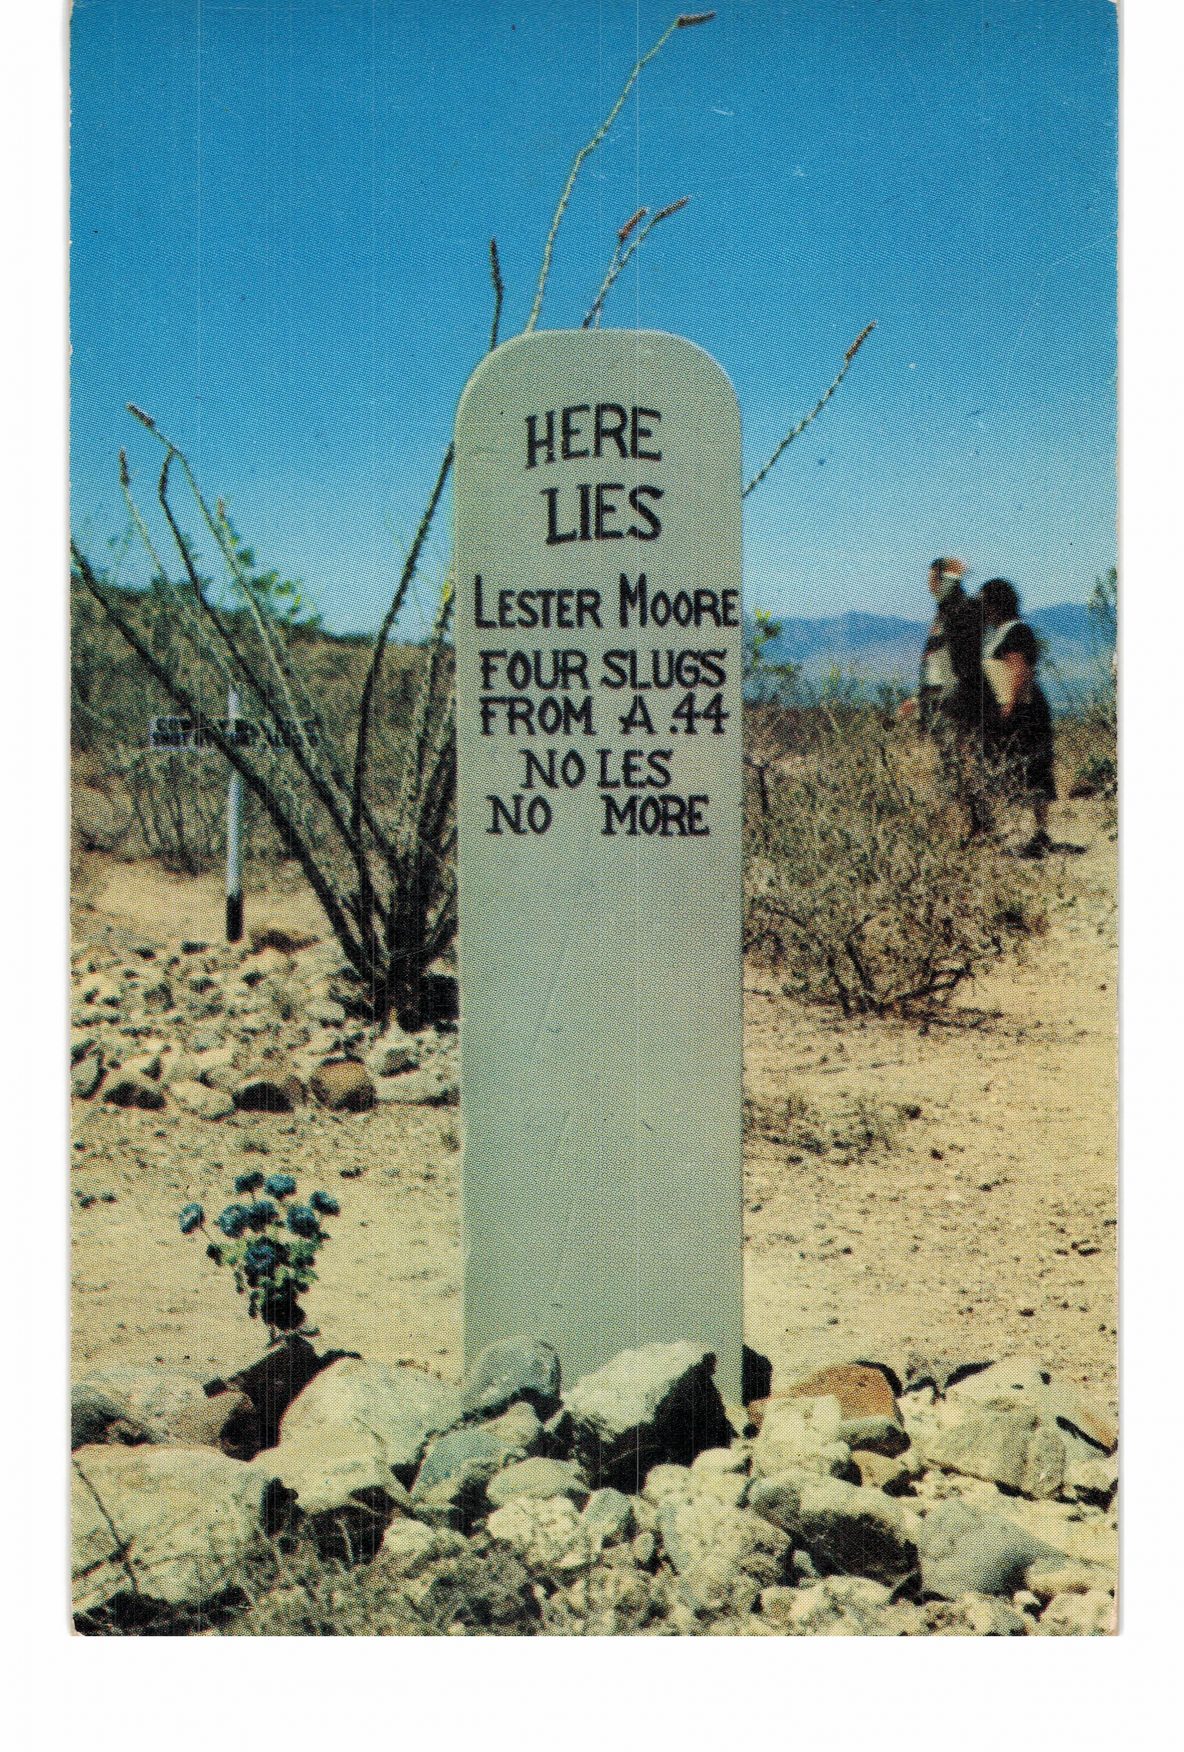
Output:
top-left (900, 557), bottom-right (989, 833)
top-left (908, 557), bottom-right (981, 731)
top-left (977, 576), bottom-right (1056, 856)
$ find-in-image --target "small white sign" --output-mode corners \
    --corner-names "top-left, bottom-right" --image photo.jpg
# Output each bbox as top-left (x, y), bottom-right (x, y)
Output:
top-left (147, 715), bottom-right (321, 752)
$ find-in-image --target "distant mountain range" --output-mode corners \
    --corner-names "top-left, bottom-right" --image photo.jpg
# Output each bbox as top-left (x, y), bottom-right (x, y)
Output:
top-left (752, 602), bottom-right (1113, 702)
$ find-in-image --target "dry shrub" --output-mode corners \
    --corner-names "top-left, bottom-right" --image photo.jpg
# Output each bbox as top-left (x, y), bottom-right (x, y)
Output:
top-left (224, 1535), bottom-right (540, 1637)
top-left (745, 712), bottom-right (1043, 1018)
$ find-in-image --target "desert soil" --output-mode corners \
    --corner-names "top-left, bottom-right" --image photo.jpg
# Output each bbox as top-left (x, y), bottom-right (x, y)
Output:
top-left (69, 792), bottom-right (1117, 1414)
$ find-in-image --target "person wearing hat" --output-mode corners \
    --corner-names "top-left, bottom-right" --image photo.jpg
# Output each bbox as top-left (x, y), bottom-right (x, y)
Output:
top-left (900, 557), bottom-right (989, 832)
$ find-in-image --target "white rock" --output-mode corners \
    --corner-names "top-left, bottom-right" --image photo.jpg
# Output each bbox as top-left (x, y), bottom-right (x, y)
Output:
top-left (72, 1445), bottom-right (270, 1617)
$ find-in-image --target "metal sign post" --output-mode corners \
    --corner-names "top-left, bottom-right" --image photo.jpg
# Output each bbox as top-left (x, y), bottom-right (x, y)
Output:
top-left (225, 684), bottom-right (244, 943)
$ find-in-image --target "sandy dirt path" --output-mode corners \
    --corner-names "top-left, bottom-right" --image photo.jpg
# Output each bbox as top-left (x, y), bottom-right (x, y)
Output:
top-left (70, 793), bottom-right (1116, 1410)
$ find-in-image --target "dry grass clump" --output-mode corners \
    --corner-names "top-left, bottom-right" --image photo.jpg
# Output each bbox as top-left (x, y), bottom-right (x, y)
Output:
top-left (224, 1534), bottom-right (540, 1637)
top-left (745, 1089), bottom-right (913, 1162)
top-left (746, 712), bottom-right (1044, 1018)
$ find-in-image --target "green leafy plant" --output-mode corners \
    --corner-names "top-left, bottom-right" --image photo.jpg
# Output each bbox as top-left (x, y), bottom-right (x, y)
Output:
top-left (178, 1174), bottom-right (342, 1342)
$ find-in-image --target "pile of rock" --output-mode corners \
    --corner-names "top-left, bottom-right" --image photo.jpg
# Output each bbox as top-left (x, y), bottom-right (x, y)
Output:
top-left (70, 927), bottom-right (459, 1120)
top-left (71, 1338), bottom-right (1117, 1635)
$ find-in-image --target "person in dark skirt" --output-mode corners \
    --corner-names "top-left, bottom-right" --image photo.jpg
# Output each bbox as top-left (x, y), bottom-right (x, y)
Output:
top-left (977, 577), bottom-right (1056, 856)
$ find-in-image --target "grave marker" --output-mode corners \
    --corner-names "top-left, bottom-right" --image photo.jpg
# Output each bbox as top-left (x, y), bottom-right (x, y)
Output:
top-left (147, 686), bottom-right (319, 943)
top-left (454, 330), bottom-right (744, 1399)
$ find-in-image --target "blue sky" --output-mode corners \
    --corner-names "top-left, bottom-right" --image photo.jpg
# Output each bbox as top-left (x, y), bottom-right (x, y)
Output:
top-left (70, 0), bottom-right (1117, 634)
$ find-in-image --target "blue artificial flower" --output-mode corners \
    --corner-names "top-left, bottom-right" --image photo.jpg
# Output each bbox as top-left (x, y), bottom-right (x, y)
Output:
top-left (246, 1199), bottom-right (279, 1231)
top-left (178, 1203), bottom-right (204, 1234)
top-left (309, 1190), bottom-right (340, 1217)
top-left (264, 1173), bottom-right (297, 1199)
top-left (234, 1171), bottom-right (265, 1195)
top-left (243, 1239), bottom-right (280, 1276)
top-left (216, 1203), bottom-right (251, 1238)
top-left (286, 1204), bottom-right (321, 1239)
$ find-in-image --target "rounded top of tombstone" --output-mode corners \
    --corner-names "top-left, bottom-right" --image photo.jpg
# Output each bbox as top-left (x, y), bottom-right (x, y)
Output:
top-left (455, 327), bottom-right (740, 436)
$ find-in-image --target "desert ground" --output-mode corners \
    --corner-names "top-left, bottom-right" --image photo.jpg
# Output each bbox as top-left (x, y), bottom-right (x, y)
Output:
top-left (70, 789), bottom-right (1116, 1415)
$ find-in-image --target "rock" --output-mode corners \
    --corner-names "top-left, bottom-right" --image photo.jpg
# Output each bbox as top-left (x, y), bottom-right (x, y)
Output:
top-left (988, 1496), bottom-right (1118, 1570)
top-left (379, 1518), bottom-right (470, 1577)
top-left (279, 1358), bottom-right (460, 1484)
top-left (838, 1414), bottom-right (910, 1457)
top-left (759, 1575), bottom-right (911, 1636)
top-left (73, 1368), bottom-right (254, 1453)
top-left (71, 1383), bottom-right (149, 1449)
top-left (195, 1045), bottom-right (236, 1085)
top-left (71, 1044), bottom-right (105, 1100)
top-left (1062, 1455), bottom-right (1119, 1505)
top-left (102, 1072), bottom-right (165, 1110)
top-left (1038, 1590), bottom-right (1114, 1635)
top-left (631, 1530), bottom-right (657, 1567)
top-left (1025, 1558), bottom-right (1115, 1602)
top-left (461, 1336), bottom-right (562, 1420)
top-left (903, 1355), bottom-right (993, 1398)
top-left (253, 1431), bottom-right (409, 1558)
top-left (249, 926), bottom-right (317, 955)
top-left (564, 1342), bottom-right (733, 1489)
top-left (309, 1059), bottom-right (376, 1112)
top-left (486, 1495), bottom-right (592, 1572)
top-left (121, 1048), bottom-right (165, 1082)
top-left (638, 1456), bottom-right (747, 1508)
top-left (366, 1032), bottom-right (423, 1078)
top-left (923, 1407), bottom-right (1066, 1498)
top-left (72, 1444), bottom-right (275, 1618)
top-left (581, 1488), bottom-right (634, 1546)
top-left (306, 999), bottom-right (348, 1027)
top-left (751, 1394), bottom-right (855, 1479)
top-left (787, 1363), bottom-right (901, 1423)
top-left (641, 1463), bottom-right (695, 1503)
top-left (171, 1078), bottom-right (236, 1121)
top-left (413, 1403), bottom-right (541, 1500)
top-left (233, 1075), bottom-right (302, 1114)
top-left (374, 1068), bottom-right (457, 1106)
top-left (924, 1594), bottom-right (1030, 1636)
top-left (750, 1469), bottom-right (920, 1587)
top-left (916, 1498), bottom-right (1066, 1599)
top-left (945, 1356), bottom-right (1117, 1455)
top-left (856, 1448), bottom-right (921, 1495)
top-left (242, 947), bottom-right (292, 984)
top-left (487, 1458), bottom-right (589, 1509)
top-left (691, 1444), bottom-right (748, 1477)
top-left (657, 1495), bottom-right (790, 1616)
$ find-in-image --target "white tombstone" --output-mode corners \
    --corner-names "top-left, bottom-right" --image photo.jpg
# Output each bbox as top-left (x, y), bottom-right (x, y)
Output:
top-left (453, 330), bottom-right (744, 1400)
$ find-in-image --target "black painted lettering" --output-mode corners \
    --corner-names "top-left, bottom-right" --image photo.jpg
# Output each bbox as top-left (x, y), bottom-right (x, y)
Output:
top-left (542, 487), bottom-right (577, 545)
top-left (576, 588), bottom-right (603, 629)
top-left (561, 404), bottom-right (590, 460)
top-left (474, 575), bottom-right (495, 627)
top-left (595, 482), bottom-right (625, 539)
top-left (594, 402), bottom-right (629, 458)
top-left (619, 573), bottom-right (647, 627)
top-left (626, 484), bottom-right (663, 540)
top-left (525, 411), bottom-right (556, 469)
top-left (631, 406), bottom-right (662, 461)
